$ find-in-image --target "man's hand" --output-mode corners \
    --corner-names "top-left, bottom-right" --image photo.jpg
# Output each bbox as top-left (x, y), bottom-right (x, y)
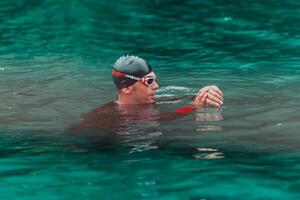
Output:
top-left (193, 85), bottom-right (223, 108)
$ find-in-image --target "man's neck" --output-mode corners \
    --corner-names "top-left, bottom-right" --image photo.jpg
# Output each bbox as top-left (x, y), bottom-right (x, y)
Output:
top-left (116, 95), bottom-right (133, 105)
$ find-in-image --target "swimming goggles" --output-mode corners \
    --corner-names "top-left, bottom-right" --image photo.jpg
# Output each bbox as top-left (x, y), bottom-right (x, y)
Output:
top-left (112, 70), bottom-right (156, 87)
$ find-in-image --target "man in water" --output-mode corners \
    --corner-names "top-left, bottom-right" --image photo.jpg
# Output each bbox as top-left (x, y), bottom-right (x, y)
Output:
top-left (67, 55), bottom-right (223, 134)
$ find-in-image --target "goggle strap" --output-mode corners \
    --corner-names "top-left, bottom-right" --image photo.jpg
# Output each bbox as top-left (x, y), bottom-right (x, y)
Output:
top-left (112, 70), bottom-right (140, 80)
top-left (112, 70), bottom-right (155, 87)
top-left (125, 75), bottom-right (140, 81)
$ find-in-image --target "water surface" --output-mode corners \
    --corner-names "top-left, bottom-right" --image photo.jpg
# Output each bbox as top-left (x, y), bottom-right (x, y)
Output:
top-left (1, 0), bottom-right (300, 199)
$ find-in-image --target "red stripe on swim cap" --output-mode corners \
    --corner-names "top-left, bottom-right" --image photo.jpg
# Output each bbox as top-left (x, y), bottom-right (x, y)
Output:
top-left (112, 70), bottom-right (126, 77)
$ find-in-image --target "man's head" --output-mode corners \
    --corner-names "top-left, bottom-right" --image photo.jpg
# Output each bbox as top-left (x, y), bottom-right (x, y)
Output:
top-left (112, 55), bottom-right (159, 104)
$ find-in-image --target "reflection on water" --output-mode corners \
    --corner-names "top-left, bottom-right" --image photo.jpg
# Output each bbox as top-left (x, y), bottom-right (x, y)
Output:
top-left (196, 126), bottom-right (223, 132)
top-left (195, 108), bottom-right (224, 132)
top-left (195, 108), bottom-right (224, 122)
top-left (128, 141), bottom-right (158, 154)
top-left (194, 147), bottom-right (225, 159)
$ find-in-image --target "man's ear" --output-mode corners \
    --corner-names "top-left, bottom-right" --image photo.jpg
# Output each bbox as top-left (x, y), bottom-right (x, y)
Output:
top-left (121, 86), bottom-right (133, 95)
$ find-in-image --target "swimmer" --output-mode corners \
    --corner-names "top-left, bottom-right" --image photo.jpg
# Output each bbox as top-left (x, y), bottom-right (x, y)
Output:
top-left (67, 55), bottom-right (223, 133)
top-left (112, 55), bottom-right (223, 107)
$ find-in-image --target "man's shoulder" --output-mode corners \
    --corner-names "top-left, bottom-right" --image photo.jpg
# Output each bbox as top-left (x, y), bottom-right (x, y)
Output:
top-left (65, 101), bottom-right (119, 134)
top-left (83, 101), bottom-right (118, 117)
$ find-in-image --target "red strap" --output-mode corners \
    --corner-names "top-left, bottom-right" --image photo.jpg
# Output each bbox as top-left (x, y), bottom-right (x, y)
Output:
top-left (112, 70), bottom-right (126, 77)
top-left (175, 105), bottom-right (197, 114)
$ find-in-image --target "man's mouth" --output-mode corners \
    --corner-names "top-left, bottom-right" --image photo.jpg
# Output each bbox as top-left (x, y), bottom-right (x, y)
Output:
top-left (149, 94), bottom-right (156, 99)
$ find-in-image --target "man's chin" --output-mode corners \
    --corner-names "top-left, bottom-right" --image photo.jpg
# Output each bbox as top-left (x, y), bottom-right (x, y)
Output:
top-left (149, 96), bottom-right (156, 103)
top-left (146, 100), bottom-right (156, 104)
top-left (141, 98), bottom-right (155, 105)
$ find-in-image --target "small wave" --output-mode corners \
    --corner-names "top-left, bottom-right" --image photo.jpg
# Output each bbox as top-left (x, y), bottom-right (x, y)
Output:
top-left (158, 86), bottom-right (194, 93)
top-left (156, 100), bottom-right (182, 105)
top-left (194, 147), bottom-right (225, 159)
top-left (156, 86), bottom-right (195, 99)
top-left (155, 94), bottom-right (175, 98)
top-left (196, 126), bottom-right (223, 131)
top-left (155, 86), bottom-right (195, 104)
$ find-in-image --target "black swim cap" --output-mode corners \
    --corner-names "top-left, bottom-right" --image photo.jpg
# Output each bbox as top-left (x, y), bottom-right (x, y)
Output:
top-left (112, 55), bottom-right (152, 89)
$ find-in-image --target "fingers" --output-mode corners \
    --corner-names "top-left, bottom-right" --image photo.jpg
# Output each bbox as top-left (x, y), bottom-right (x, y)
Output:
top-left (206, 97), bottom-right (221, 108)
top-left (194, 92), bottom-right (222, 108)
top-left (200, 85), bottom-right (223, 97)
top-left (206, 87), bottom-right (223, 108)
top-left (195, 88), bottom-right (208, 102)
top-left (207, 89), bottom-right (223, 102)
top-left (200, 93), bottom-right (208, 105)
top-left (193, 92), bottom-right (208, 107)
top-left (209, 85), bottom-right (223, 97)
top-left (194, 85), bottom-right (224, 108)
top-left (207, 93), bottom-right (223, 107)
top-left (198, 87), bottom-right (209, 94)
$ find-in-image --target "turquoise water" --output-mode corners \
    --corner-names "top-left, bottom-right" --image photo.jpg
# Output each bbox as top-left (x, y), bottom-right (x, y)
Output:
top-left (1, 0), bottom-right (300, 199)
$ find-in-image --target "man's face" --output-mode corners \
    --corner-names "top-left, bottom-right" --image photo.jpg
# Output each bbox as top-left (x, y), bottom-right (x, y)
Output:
top-left (131, 72), bottom-right (159, 104)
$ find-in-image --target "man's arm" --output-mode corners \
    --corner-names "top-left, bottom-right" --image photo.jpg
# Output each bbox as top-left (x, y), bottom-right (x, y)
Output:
top-left (157, 85), bottom-right (223, 121)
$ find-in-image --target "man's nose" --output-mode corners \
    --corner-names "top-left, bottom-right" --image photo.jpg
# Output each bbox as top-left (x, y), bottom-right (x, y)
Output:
top-left (152, 81), bottom-right (159, 90)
